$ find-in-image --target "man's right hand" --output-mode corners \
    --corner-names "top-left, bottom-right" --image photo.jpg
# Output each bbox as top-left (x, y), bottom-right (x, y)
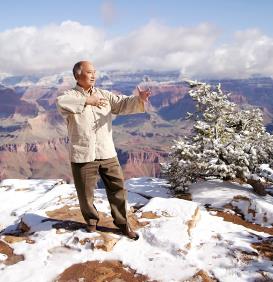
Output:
top-left (85, 96), bottom-right (108, 109)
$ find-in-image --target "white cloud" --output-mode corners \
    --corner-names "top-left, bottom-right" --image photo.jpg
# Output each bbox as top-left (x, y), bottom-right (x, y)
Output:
top-left (0, 21), bottom-right (273, 78)
top-left (189, 28), bottom-right (273, 79)
top-left (0, 21), bottom-right (105, 74)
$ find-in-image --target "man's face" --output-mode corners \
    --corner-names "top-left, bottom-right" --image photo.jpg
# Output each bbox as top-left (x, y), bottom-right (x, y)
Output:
top-left (77, 62), bottom-right (96, 90)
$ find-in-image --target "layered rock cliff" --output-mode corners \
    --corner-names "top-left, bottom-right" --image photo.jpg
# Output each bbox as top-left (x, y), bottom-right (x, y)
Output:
top-left (0, 72), bottom-right (273, 181)
top-left (0, 138), bottom-right (166, 181)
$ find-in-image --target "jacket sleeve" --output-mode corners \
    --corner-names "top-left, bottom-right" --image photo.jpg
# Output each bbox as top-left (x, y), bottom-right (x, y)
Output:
top-left (101, 90), bottom-right (145, 115)
top-left (56, 90), bottom-right (86, 118)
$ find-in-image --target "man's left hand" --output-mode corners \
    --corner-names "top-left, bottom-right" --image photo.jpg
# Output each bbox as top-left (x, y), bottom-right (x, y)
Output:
top-left (137, 86), bottom-right (151, 102)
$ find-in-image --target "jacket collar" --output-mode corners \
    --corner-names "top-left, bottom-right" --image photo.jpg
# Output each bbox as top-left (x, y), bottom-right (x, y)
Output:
top-left (74, 84), bottom-right (95, 97)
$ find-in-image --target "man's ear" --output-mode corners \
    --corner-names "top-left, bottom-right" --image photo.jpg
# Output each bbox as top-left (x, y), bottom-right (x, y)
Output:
top-left (75, 73), bottom-right (80, 80)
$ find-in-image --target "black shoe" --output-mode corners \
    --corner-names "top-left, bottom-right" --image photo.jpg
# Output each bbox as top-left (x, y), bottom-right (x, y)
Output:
top-left (85, 224), bottom-right (97, 232)
top-left (116, 223), bottom-right (139, 240)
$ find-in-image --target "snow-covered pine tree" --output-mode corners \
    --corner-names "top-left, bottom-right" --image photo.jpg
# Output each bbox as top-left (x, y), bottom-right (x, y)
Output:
top-left (164, 81), bottom-right (273, 192)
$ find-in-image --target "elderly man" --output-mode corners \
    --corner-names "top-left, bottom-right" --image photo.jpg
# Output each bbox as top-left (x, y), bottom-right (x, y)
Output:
top-left (56, 61), bottom-right (150, 240)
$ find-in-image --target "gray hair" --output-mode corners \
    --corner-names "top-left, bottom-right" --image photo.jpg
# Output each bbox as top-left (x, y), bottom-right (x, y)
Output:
top-left (72, 62), bottom-right (82, 79)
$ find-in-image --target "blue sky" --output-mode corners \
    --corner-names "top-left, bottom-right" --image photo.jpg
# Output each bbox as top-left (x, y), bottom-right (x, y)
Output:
top-left (0, 0), bottom-right (273, 77)
top-left (1, 0), bottom-right (273, 37)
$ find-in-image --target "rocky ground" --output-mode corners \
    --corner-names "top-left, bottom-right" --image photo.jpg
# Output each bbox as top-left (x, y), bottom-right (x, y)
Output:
top-left (0, 178), bottom-right (273, 281)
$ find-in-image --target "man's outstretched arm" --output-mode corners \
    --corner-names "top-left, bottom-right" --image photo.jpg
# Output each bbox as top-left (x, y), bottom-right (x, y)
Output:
top-left (101, 88), bottom-right (151, 115)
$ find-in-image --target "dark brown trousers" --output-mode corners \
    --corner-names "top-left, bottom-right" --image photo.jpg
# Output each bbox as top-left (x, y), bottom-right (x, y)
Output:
top-left (71, 157), bottom-right (127, 226)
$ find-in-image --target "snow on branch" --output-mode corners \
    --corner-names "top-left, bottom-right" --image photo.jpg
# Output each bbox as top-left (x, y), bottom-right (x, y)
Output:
top-left (163, 81), bottom-right (273, 192)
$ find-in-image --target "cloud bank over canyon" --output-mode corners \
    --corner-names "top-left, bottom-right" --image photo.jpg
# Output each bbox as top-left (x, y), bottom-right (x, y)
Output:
top-left (1, 20), bottom-right (273, 78)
